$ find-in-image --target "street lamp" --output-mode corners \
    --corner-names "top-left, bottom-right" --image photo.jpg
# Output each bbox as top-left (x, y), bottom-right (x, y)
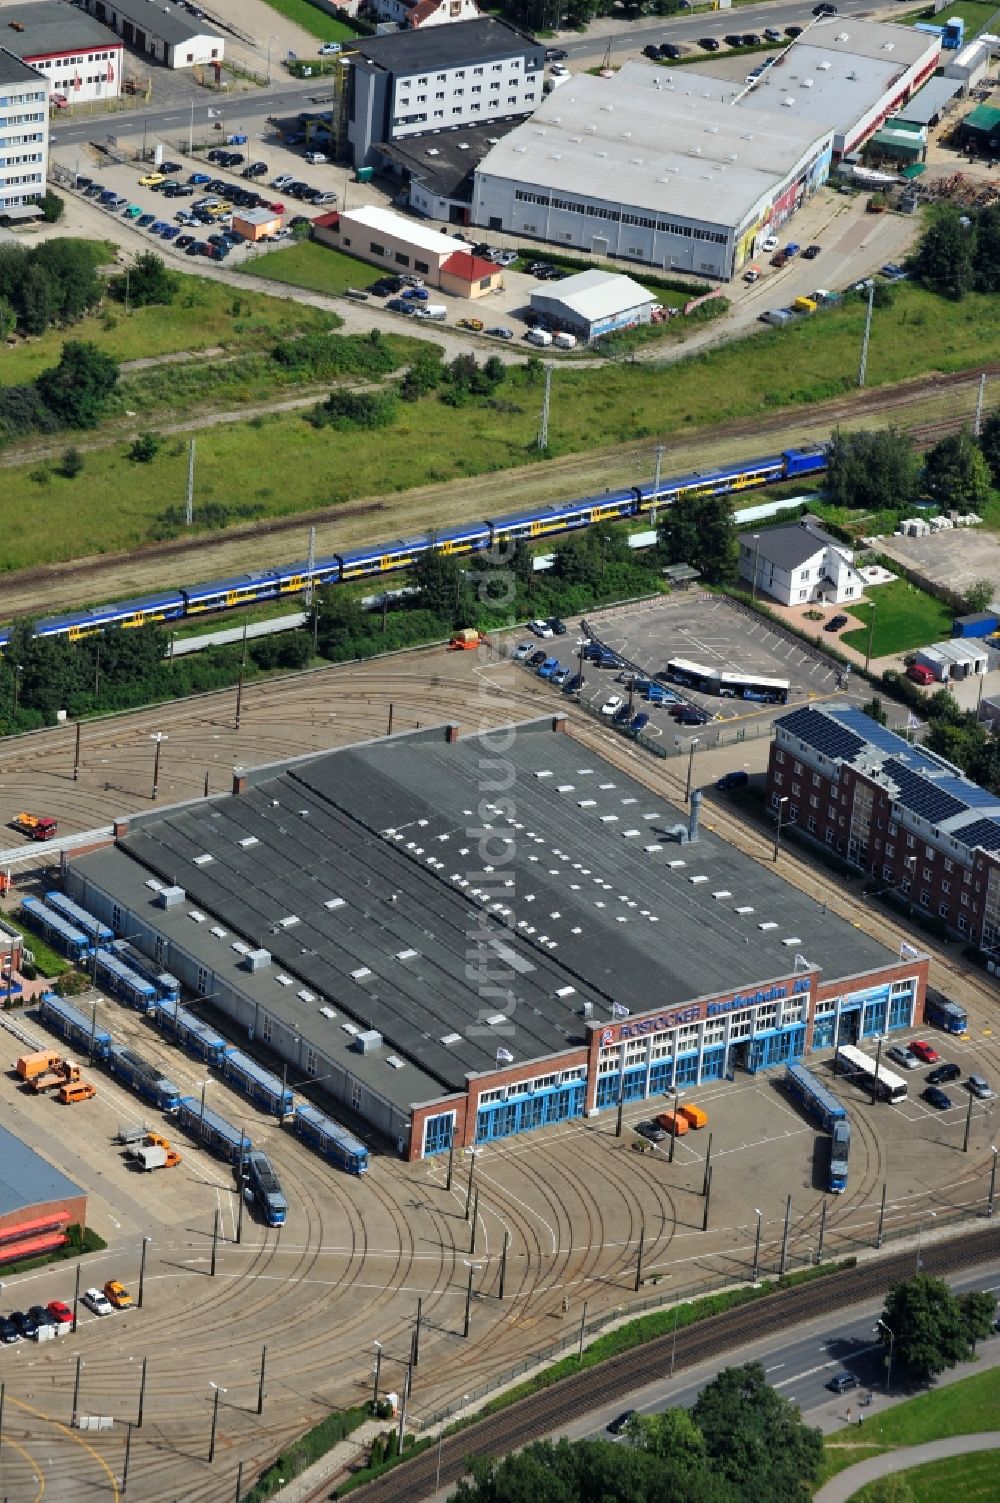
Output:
top-left (871, 1034), bottom-right (886, 1107)
top-left (208, 1381), bottom-right (226, 1464)
top-left (372, 1340), bottom-right (382, 1407)
top-left (752, 1208), bottom-right (763, 1285)
top-left (864, 595), bottom-right (879, 674)
top-left (772, 795), bottom-right (789, 863)
top-left (751, 534), bottom-right (761, 602)
top-left (150, 732), bottom-right (167, 800)
top-left (915, 1210), bottom-right (936, 1274)
top-left (684, 737), bottom-right (700, 804)
top-left (875, 1316), bottom-right (894, 1393)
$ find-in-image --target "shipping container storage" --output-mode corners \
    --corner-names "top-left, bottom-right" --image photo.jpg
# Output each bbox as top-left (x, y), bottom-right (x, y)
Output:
top-left (21, 896), bottom-right (91, 963)
top-left (44, 891), bottom-right (113, 946)
top-left (93, 950), bottom-right (158, 1014)
top-left (176, 1097), bottom-right (252, 1164)
top-left (106, 1045), bottom-right (182, 1111)
top-left (220, 1048), bottom-right (294, 1118)
top-left (38, 991), bottom-right (111, 1059)
top-left (293, 1103), bottom-right (368, 1175)
top-left (153, 1001), bottom-right (230, 1067)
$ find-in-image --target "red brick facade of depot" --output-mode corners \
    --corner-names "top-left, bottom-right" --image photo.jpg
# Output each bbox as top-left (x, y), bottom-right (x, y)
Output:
top-left (0, 1194), bottom-right (89, 1266)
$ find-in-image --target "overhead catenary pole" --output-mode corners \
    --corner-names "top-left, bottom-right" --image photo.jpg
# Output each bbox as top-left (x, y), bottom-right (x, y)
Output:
top-left (73, 721), bottom-right (82, 781)
top-left (138, 1236), bottom-right (149, 1309)
top-left (779, 1194), bottom-right (792, 1276)
top-left (236, 1134), bottom-right (246, 1244)
top-left (469, 1187), bottom-right (480, 1255)
top-left (413, 1298), bottom-right (422, 1368)
top-left (463, 1265), bottom-right (476, 1338)
top-left (537, 363), bottom-right (552, 450)
top-left (72, 1262), bottom-right (81, 1333)
top-left (752, 1208), bottom-right (763, 1284)
top-left (974, 372), bottom-right (987, 438)
top-left (817, 1199), bottom-right (827, 1263)
top-left (72, 1354), bottom-right (83, 1427)
top-left (650, 442), bottom-right (665, 528)
top-left (186, 438), bottom-right (195, 526)
top-left (257, 1344), bottom-right (267, 1415)
top-left (306, 524), bottom-right (316, 607)
top-left (211, 1208), bottom-right (220, 1277)
top-left (963, 1087), bottom-right (974, 1152)
top-left (858, 281), bottom-right (874, 388)
top-left (446, 1141), bottom-right (454, 1193)
top-left (578, 1300), bottom-right (588, 1362)
top-left (122, 1420), bottom-right (132, 1494)
top-left (876, 1182), bottom-right (887, 1249)
top-left (702, 1165), bottom-right (712, 1231)
top-left (465, 1156), bottom-right (476, 1220)
top-left (702, 1132), bottom-right (713, 1196)
top-left (372, 1342), bottom-right (382, 1407)
top-left (0, 1379), bottom-right (5, 1456)
top-left (137, 1356), bottom-right (148, 1429)
top-left (634, 1223), bottom-right (645, 1292)
top-left (989, 1147), bottom-right (998, 1219)
top-left (499, 1229), bottom-right (510, 1299)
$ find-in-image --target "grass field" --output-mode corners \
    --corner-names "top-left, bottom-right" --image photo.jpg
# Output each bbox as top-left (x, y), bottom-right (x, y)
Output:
top-left (0, 277), bottom-right (338, 386)
top-left (248, 240), bottom-right (375, 297)
top-left (5, 282), bottom-right (1000, 574)
top-left (848, 1450), bottom-right (1000, 1501)
top-left (840, 578), bottom-right (954, 658)
top-left (260, 0), bottom-right (357, 42)
top-left (819, 1364), bottom-right (1000, 1484)
top-left (898, 0), bottom-right (996, 31)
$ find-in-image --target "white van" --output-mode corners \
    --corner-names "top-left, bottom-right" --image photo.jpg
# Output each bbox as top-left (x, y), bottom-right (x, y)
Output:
top-left (552, 331), bottom-right (577, 349)
top-left (416, 304), bottom-right (447, 321)
top-left (525, 328), bottom-right (553, 347)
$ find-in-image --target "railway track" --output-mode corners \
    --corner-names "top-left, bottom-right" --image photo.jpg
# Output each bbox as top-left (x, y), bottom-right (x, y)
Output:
top-left (324, 1225), bottom-right (1000, 1503)
top-left (4, 363), bottom-right (996, 624)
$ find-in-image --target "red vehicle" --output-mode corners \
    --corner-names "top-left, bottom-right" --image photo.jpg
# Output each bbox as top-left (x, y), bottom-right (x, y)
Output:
top-left (46, 1299), bottom-right (73, 1326)
top-left (909, 1040), bottom-right (940, 1065)
top-left (907, 663), bottom-right (934, 686)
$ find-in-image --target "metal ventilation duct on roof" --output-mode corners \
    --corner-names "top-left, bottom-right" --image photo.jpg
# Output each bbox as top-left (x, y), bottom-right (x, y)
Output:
top-left (243, 947), bottom-right (271, 972)
top-left (157, 886), bottom-right (185, 908)
top-left (354, 1029), bottom-right (383, 1054)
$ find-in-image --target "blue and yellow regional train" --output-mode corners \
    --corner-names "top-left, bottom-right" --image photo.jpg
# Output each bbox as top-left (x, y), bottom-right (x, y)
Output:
top-left (1, 446), bottom-right (827, 647)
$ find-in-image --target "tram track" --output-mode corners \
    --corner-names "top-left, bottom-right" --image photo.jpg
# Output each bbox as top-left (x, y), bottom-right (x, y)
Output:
top-left (334, 1224), bottom-right (1000, 1503)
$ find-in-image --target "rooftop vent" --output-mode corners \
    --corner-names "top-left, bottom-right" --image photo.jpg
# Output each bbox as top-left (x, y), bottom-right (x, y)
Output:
top-left (157, 885), bottom-right (185, 909)
top-left (353, 1029), bottom-right (383, 1054)
top-left (243, 947), bottom-right (271, 972)
top-left (239, 836), bottom-right (259, 848)
top-left (426, 147), bottom-right (440, 155)
top-left (192, 853), bottom-right (214, 866)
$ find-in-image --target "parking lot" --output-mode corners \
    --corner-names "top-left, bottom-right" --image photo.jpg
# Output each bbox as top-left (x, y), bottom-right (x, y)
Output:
top-left (558, 594), bottom-right (846, 743)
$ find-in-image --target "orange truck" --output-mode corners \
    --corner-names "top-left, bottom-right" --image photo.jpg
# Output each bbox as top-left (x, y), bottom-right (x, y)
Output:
top-left (655, 1110), bottom-right (689, 1138)
top-left (448, 629), bottom-right (482, 651)
top-left (17, 1050), bottom-right (61, 1082)
top-left (678, 1104), bottom-right (709, 1130)
top-left (12, 812), bottom-right (58, 841)
top-left (31, 1060), bottom-right (82, 1095)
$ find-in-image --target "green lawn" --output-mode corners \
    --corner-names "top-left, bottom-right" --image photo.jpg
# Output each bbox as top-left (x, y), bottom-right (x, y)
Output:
top-left (898, 0), bottom-right (997, 32)
top-left (259, 0), bottom-right (357, 42)
top-left (849, 1450), bottom-right (1000, 1501)
top-left (0, 277), bottom-right (338, 386)
top-left (819, 1365), bottom-right (1000, 1484)
top-left (248, 239), bottom-right (377, 297)
top-left (840, 578), bottom-right (954, 658)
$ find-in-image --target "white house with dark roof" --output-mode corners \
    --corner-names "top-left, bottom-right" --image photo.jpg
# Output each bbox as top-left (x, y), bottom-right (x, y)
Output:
top-left (738, 515), bottom-right (866, 606)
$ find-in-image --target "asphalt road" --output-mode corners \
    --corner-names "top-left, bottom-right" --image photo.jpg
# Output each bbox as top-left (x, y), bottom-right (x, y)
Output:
top-left (558, 1261), bottom-right (1000, 1443)
top-left (551, 1), bottom-right (878, 60)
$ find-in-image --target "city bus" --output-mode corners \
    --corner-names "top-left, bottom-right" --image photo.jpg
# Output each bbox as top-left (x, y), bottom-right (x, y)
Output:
top-left (834, 1044), bottom-right (908, 1104)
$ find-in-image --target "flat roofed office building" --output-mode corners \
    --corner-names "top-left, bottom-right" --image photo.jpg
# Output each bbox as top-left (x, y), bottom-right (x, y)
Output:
top-left (472, 62), bottom-right (833, 279)
top-left (347, 18), bottom-right (543, 168)
top-left (67, 719), bottom-right (926, 1161)
top-left (0, 48), bottom-right (48, 213)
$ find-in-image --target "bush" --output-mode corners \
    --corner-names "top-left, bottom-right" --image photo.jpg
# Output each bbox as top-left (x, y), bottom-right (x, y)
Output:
top-left (129, 433), bottom-right (160, 464)
top-left (58, 446), bottom-right (83, 478)
top-left (309, 388), bottom-right (398, 430)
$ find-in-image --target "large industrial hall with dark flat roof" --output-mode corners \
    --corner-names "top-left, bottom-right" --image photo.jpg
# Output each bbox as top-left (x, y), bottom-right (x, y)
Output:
top-left (66, 717), bottom-right (929, 1160)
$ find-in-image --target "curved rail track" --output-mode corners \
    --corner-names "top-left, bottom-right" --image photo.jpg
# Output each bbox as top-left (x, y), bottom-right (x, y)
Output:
top-left (333, 1225), bottom-right (1000, 1503)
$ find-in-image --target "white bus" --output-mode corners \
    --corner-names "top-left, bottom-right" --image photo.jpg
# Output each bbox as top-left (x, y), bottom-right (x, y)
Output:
top-left (834, 1044), bottom-right (908, 1104)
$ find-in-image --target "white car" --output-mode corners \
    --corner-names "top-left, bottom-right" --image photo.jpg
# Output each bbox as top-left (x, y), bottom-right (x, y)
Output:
top-left (512, 642), bottom-right (534, 661)
top-left (489, 248), bottom-right (518, 267)
top-left (760, 234), bottom-right (779, 253)
top-left (886, 1044), bottom-right (919, 1070)
top-left (549, 62), bottom-right (569, 76)
top-left (601, 695), bottom-right (624, 717)
top-left (319, 41), bottom-right (342, 55)
top-left (82, 1287), bottom-right (114, 1317)
top-left (271, 173), bottom-right (294, 190)
top-left (529, 619), bottom-right (554, 638)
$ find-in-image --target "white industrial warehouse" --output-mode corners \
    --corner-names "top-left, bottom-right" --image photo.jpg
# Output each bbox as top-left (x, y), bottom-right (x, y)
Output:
top-left (471, 20), bottom-right (942, 277)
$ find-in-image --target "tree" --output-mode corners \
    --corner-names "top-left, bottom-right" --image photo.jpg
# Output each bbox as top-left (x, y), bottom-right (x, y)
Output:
top-left (861, 695), bottom-right (888, 726)
top-left (129, 433), bottom-right (160, 464)
top-left (692, 1363), bottom-right (822, 1502)
top-left (660, 494), bottom-right (737, 583)
top-left (913, 209), bottom-right (975, 300)
top-left (314, 586), bottom-right (365, 658)
top-left (58, 446), bottom-right (83, 478)
top-left (628, 1406), bottom-right (706, 1467)
top-left (964, 578), bottom-right (995, 614)
top-left (20, 262), bottom-right (58, 336)
top-left (36, 341), bottom-right (119, 429)
top-left (412, 550), bottom-right (472, 625)
top-left (0, 295), bottom-right (15, 343)
top-left (114, 251), bottom-right (177, 308)
top-left (980, 410), bottom-right (1000, 486)
top-left (825, 428), bottom-right (919, 513)
top-left (881, 1274), bottom-right (974, 1383)
top-left (958, 1289), bottom-right (997, 1351)
top-left (33, 239), bottom-right (102, 320)
top-left (972, 203), bottom-right (1000, 293)
top-left (922, 431), bottom-right (990, 512)
top-left (39, 190), bottom-right (64, 223)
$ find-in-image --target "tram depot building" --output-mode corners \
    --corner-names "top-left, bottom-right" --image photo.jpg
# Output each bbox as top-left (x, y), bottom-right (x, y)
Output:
top-left (67, 718), bottom-right (928, 1160)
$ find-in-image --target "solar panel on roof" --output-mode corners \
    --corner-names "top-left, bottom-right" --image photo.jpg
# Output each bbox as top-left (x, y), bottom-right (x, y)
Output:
top-left (950, 817), bottom-right (1000, 854)
top-left (829, 708), bottom-right (907, 757)
top-left (938, 779), bottom-right (1000, 811)
top-left (881, 759), bottom-right (967, 824)
top-left (779, 707), bottom-right (865, 762)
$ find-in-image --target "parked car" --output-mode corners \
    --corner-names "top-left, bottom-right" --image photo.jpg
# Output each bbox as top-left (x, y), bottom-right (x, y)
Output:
top-left (886, 1044), bottom-right (919, 1070)
top-left (643, 44), bottom-right (662, 58)
top-left (601, 695), bottom-right (625, 717)
top-left (537, 657), bottom-right (560, 680)
top-left (552, 666), bottom-right (571, 687)
top-left (907, 663), bottom-right (935, 685)
top-left (676, 710), bottom-right (710, 725)
top-left (161, 161), bottom-right (182, 174)
top-left (491, 249), bottom-right (518, 266)
top-left (544, 46), bottom-right (568, 60)
top-left (512, 642), bottom-right (534, 661)
top-left (137, 213), bottom-right (156, 227)
top-left (927, 1063), bottom-right (961, 1086)
top-left (785, 24), bottom-right (803, 36)
top-left (923, 1085), bottom-right (954, 1110)
top-left (659, 42), bottom-right (682, 58)
top-left (28, 1304), bottom-right (57, 1331)
top-left (813, 3), bottom-right (837, 13)
top-left (909, 1040), bottom-right (940, 1064)
top-left (783, 242), bottom-right (801, 258)
top-left (0, 1316), bottom-right (19, 1343)
top-left (547, 617), bottom-right (567, 635)
top-left (760, 234), bottom-right (778, 252)
top-left (607, 1409), bottom-right (636, 1435)
top-left (634, 1120), bottom-right (667, 1142)
top-left (104, 1280), bottom-right (133, 1310)
top-left (11, 1310), bottom-right (38, 1339)
top-left (967, 1075), bottom-right (994, 1099)
top-left (529, 619), bottom-right (554, 638)
top-left (386, 297), bottom-right (417, 315)
top-left (716, 770), bottom-right (749, 791)
top-left (630, 712), bottom-right (651, 733)
top-left (176, 234), bottom-right (195, 249)
top-left (564, 673), bottom-right (583, 694)
top-left (82, 1288), bottom-right (114, 1317)
top-left (47, 1299), bottom-right (73, 1326)
top-left (319, 40), bottom-right (342, 54)
top-left (243, 161), bottom-right (268, 178)
top-left (824, 614), bottom-right (849, 632)
top-left (764, 27), bottom-right (783, 40)
top-left (271, 173), bottom-right (294, 189)
top-left (528, 649), bottom-right (547, 667)
top-left (139, 171), bottom-right (165, 188)
top-left (698, 36), bottom-right (721, 50)
top-left (487, 326), bottom-right (514, 339)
